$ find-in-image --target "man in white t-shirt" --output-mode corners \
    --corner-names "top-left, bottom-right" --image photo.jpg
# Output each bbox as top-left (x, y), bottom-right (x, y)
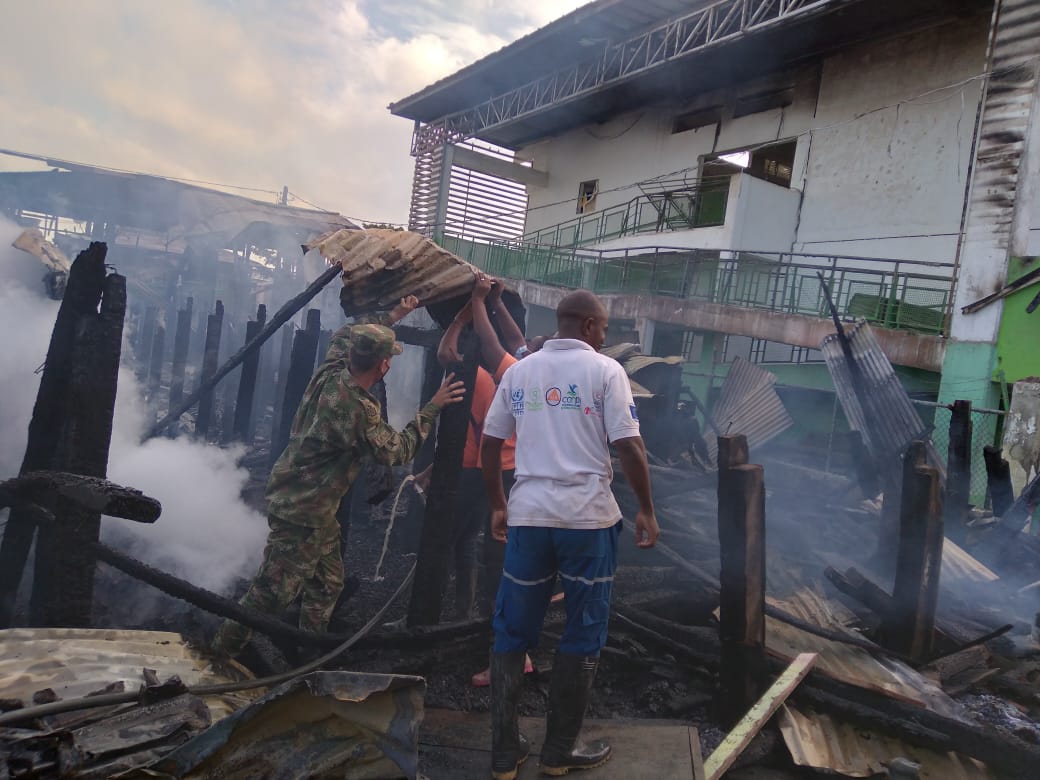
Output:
top-left (481, 289), bottom-right (659, 779)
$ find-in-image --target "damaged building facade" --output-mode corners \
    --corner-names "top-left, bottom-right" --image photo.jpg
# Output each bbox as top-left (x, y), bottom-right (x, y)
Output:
top-left (390, 0), bottom-right (1040, 483)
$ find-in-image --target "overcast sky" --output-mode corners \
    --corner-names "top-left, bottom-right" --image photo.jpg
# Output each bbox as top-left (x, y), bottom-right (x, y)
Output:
top-left (0, 0), bottom-right (587, 224)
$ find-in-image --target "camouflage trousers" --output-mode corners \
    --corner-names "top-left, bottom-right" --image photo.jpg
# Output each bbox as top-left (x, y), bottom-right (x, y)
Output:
top-left (212, 514), bottom-right (344, 657)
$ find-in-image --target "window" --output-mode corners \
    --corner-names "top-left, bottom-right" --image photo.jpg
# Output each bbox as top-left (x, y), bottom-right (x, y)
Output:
top-left (577, 179), bottom-right (598, 214)
top-left (672, 106), bottom-right (722, 134)
top-left (703, 139), bottom-right (797, 189)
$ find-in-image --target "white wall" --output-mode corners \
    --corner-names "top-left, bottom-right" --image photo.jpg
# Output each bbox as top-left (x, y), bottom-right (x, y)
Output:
top-left (518, 16), bottom-right (989, 266)
top-left (793, 18), bottom-right (987, 263)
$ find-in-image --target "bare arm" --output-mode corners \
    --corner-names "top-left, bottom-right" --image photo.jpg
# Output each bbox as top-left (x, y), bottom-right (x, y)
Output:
top-left (436, 302), bottom-right (473, 368)
top-left (388, 295), bottom-right (420, 325)
top-left (471, 276), bottom-right (507, 370)
top-left (481, 435), bottom-right (509, 542)
top-left (614, 435), bottom-right (659, 548)
top-left (488, 282), bottom-right (527, 356)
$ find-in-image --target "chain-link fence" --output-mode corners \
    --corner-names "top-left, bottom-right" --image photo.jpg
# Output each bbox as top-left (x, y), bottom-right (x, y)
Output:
top-left (914, 400), bottom-right (1005, 505)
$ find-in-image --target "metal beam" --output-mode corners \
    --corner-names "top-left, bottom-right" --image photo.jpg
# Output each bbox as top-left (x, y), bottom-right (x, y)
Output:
top-left (412, 0), bottom-right (851, 155)
top-left (450, 145), bottom-right (549, 187)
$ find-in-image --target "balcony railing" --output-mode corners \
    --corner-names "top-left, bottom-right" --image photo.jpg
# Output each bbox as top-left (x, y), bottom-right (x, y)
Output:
top-left (522, 176), bottom-right (731, 248)
top-left (441, 236), bottom-right (955, 336)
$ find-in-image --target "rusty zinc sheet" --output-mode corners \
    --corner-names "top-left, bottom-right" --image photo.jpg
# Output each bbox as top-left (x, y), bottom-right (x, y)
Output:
top-left (124, 671), bottom-right (426, 780)
top-left (704, 356), bottom-right (794, 464)
top-left (779, 704), bottom-right (993, 779)
top-left (0, 628), bottom-right (251, 724)
top-left (306, 228), bottom-right (481, 315)
top-left (820, 320), bottom-right (928, 461)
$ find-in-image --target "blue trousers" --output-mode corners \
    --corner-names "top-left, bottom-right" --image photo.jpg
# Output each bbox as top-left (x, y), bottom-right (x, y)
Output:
top-left (492, 521), bottom-right (621, 656)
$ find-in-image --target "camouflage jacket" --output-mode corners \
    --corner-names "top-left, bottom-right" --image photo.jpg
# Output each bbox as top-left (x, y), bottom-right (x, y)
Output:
top-left (266, 313), bottom-right (439, 527)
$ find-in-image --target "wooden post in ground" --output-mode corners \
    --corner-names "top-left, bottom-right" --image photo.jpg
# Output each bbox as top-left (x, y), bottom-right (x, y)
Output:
top-left (135, 305), bottom-right (157, 380)
top-left (983, 445), bottom-right (1015, 517)
top-left (146, 323), bottom-right (166, 399)
top-left (945, 400), bottom-right (973, 543)
top-left (885, 440), bottom-right (944, 660)
top-left (271, 324), bottom-right (294, 447)
top-left (408, 330), bottom-right (478, 627)
top-left (317, 328), bottom-right (332, 365)
top-left (271, 309), bottom-right (322, 465)
top-left (716, 434), bottom-right (767, 727)
top-left (166, 297), bottom-right (193, 436)
top-left (232, 304), bottom-right (267, 443)
top-left (195, 300), bottom-right (224, 440)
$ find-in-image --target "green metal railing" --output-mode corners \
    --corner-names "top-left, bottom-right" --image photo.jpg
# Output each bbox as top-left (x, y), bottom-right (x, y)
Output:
top-left (441, 236), bottom-right (955, 336)
top-left (522, 177), bottom-right (731, 248)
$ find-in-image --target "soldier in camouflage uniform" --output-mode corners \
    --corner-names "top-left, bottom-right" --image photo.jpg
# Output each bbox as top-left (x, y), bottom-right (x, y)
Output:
top-left (213, 311), bottom-right (465, 657)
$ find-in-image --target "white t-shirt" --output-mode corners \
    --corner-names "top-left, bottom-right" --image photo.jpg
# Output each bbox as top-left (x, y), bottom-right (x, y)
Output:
top-left (483, 338), bottom-right (641, 529)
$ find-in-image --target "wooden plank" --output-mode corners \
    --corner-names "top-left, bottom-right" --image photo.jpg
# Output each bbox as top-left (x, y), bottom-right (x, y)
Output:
top-left (704, 653), bottom-right (817, 780)
top-left (983, 445), bottom-right (1014, 518)
top-left (195, 301), bottom-right (224, 439)
top-left (945, 400), bottom-right (972, 543)
top-left (690, 727), bottom-right (706, 780)
top-left (166, 297), bottom-right (193, 436)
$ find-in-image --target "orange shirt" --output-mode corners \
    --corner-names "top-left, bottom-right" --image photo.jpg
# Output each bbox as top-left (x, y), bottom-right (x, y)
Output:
top-left (462, 354), bottom-right (517, 470)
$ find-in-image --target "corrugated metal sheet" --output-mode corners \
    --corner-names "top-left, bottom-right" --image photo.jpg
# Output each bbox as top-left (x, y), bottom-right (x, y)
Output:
top-left (306, 228), bottom-right (480, 315)
top-left (780, 704), bottom-right (993, 779)
top-left (820, 321), bottom-right (929, 462)
top-left (0, 628), bottom-right (252, 723)
top-left (766, 589), bottom-right (962, 716)
top-left (704, 357), bottom-right (795, 464)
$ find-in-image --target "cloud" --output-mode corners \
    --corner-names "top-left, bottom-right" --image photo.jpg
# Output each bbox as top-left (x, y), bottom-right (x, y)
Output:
top-left (0, 0), bottom-right (587, 224)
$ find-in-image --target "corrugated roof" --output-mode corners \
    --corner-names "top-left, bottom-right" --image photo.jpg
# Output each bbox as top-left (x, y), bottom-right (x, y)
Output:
top-left (704, 357), bottom-right (794, 464)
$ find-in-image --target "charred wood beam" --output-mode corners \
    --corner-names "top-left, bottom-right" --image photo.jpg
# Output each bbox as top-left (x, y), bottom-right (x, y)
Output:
top-left (393, 324), bottom-right (444, 350)
top-left (886, 441), bottom-right (944, 660)
top-left (146, 262), bottom-right (342, 440)
top-left (716, 435), bottom-right (766, 726)
top-left (166, 298), bottom-right (193, 436)
top-left (146, 323), bottom-right (166, 399)
top-left (135, 305), bottom-right (157, 381)
top-left (271, 323), bottom-right (294, 443)
top-left (272, 309), bottom-right (321, 465)
top-left (232, 304), bottom-right (267, 443)
top-left (983, 445), bottom-right (1015, 517)
top-left (0, 243), bottom-right (110, 627)
top-left (945, 400), bottom-right (973, 544)
top-left (195, 301), bottom-right (224, 439)
top-left (0, 472), bottom-right (160, 523)
top-left (407, 330), bottom-right (478, 627)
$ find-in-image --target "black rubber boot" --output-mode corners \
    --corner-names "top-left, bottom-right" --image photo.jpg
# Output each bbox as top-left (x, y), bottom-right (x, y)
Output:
top-left (491, 652), bottom-right (530, 780)
top-left (540, 654), bottom-right (611, 776)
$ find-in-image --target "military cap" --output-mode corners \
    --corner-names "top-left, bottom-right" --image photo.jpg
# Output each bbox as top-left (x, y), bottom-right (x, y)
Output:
top-left (350, 323), bottom-right (402, 359)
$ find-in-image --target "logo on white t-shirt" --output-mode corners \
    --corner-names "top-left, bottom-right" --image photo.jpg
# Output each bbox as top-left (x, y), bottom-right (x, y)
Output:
top-left (584, 391), bottom-right (604, 417)
top-left (527, 387), bottom-right (544, 412)
top-left (511, 388), bottom-right (525, 416)
top-left (545, 387), bottom-right (562, 406)
top-left (561, 383), bottom-right (582, 410)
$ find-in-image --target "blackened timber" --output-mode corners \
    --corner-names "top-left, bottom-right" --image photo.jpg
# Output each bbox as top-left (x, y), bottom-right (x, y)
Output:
top-left (886, 441), bottom-right (944, 660)
top-left (983, 445), bottom-right (1014, 517)
top-left (0, 472), bottom-right (160, 523)
top-left (195, 301), bottom-right (224, 439)
top-left (272, 309), bottom-right (321, 465)
top-left (136, 305), bottom-right (157, 380)
top-left (716, 435), bottom-right (766, 726)
top-left (146, 262), bottom-right (342, 440)
top-left (317, 328), bottom-right (331, 368)
top-left (232, 304), bottom-right (267, 443)
top-left (271, 324), bottom-right (294, 448)
top-left (408, 330), bottom-right (478, 626)
top-left (394, 324), bottom-right (444, 349)
top-left (0, 243), bottom-right (110, 627)
top-left (27, 246), bottom-right (125, 627)
top-left (147, 324), bottom-right (165, 399)
top-left (945, 400), bottom-right (972, 543)
top-left (166, 298), bottom-right (193, 436)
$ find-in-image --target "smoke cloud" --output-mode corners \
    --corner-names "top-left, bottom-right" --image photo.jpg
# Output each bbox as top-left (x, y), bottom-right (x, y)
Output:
top-left (0, 219), bottom-right (267, 607)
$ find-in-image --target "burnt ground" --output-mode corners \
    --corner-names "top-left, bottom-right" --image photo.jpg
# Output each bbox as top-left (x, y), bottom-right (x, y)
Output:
top-left (88, 451), bottom-right (1040, 778)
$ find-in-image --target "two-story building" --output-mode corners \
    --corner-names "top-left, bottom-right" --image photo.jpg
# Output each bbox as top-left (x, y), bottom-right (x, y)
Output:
top-left (389, 0), bottom-right (1040, 468)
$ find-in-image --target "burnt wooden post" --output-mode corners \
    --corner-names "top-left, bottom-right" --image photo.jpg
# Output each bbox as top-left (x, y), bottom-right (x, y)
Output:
top-left (716, 434), bottom-right (767, 726)
top-left (272, 309), bottom-right (322, 465)
top-left (232, 303), bottom-right (267, 443)
top-left (0, 245), bottom-right (114, 625)
top-left (30, 266), bottom-right (126, 626)
top-left (945, 400), bottom-right (973, 543)
top-left (885, 441), bottom-right (944, 660)
top-left (135, 305), bottom-right (157, 380)
top-left (195, 300), bottom-right (225, 440)
top-left (317, 328), bottom-right (332, 365)
top-left (146, 323), bottom-right (166, 399)
top-left (408, 330), bottom-right (479, 627)
top-left (166, 297), bottom-right (193, 436)
top-left (271, 324), bottom-right (294, 444)
top-left (984, 445), bottom-right (1015, 517)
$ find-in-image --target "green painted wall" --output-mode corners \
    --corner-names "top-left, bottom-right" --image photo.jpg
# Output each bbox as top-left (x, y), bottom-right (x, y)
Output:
top-left (994, 256), bottom-right (1040, 383)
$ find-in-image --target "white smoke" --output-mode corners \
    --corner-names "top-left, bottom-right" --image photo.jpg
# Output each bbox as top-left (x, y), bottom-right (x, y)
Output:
top-left (0, 217), bottom-right (266, 604)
